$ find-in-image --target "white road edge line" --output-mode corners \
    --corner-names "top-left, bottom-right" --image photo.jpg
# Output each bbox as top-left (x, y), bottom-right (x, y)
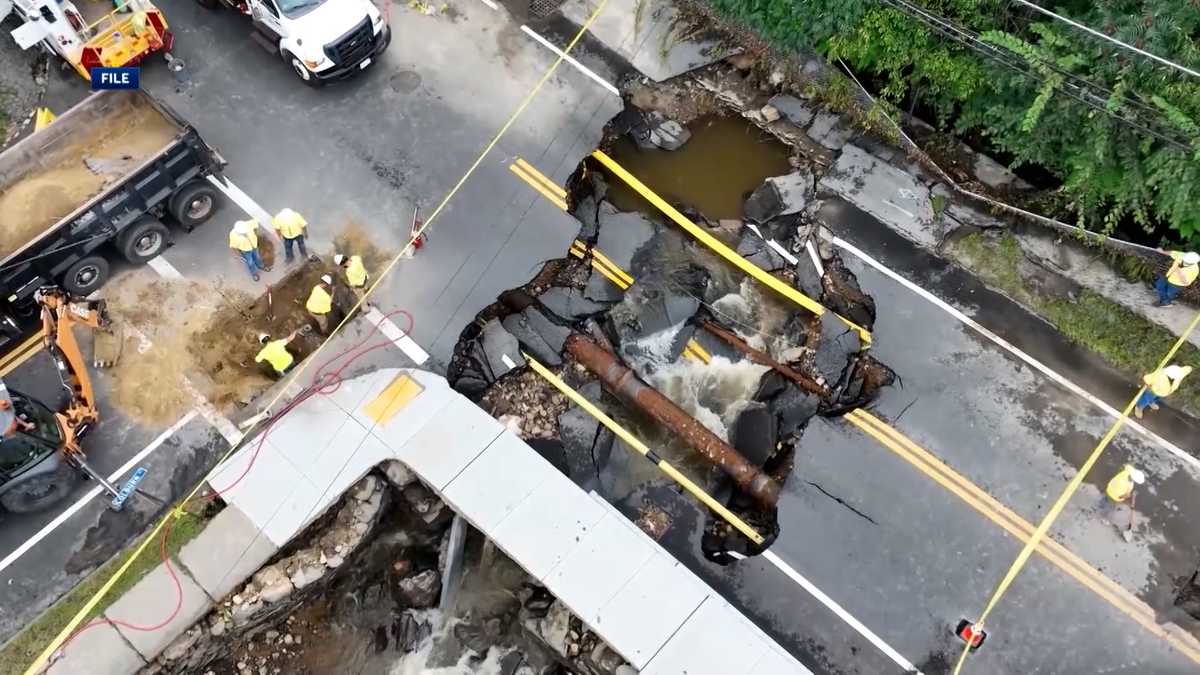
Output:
top-left (806, 241), bottom-right (825, 278)
top-left (146, 256), bottom-right (183, 280)
top-left (0, 410), bottom-right (199, 577)
top-left (365, 306), bottom-right (430, 365)
top-left (205, 175), bottom-right (274, 228)
top-left (832, 236), bottom-right (1200, 471)
top-left (520, 25), bottom-right (620, 96)
top-left (477, 0), bottom-right (498, 9)
top-left (763, 550), bottom-right (922, 674)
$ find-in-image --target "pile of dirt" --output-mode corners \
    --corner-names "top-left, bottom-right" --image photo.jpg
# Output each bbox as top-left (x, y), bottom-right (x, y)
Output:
top-left (332, 220), bottom-right (396, 279)
top-left (102, 261), bottom-right (339, 424)
top-left (0, 103), bottom-right (177, 258)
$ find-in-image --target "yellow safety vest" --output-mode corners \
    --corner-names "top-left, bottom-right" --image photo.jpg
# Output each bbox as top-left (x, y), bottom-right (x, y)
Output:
top-left (1167, 251), bottom-right (1199, 287)
top-left (255, 339), bottom-right (294, 373)
top-left (1144, 367), bottom-right (1189, 396)
top-left (346, 256), bottom-right (367, 288)
top-left (1105, 467), bottom-right (1135, 502)
top-left (272, 210), bottom-right (307, 239)
top-left (229, 228), bottom-right (258, 252)
top-left (306, 286), bottom-right (332, 315)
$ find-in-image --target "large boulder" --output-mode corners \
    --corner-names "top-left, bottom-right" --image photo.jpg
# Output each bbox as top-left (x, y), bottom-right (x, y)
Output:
top-left (397, 570), bottom-right (441, 608)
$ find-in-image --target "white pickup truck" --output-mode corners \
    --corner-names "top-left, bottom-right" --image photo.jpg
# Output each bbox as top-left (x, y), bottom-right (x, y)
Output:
top-left (198, 0), bottom-right (390, 85)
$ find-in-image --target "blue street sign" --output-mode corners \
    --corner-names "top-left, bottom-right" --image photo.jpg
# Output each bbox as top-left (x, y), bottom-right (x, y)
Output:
top-left (111, 467), bottom-right (148, 510)
top-left (90, 67), bottom-right (140, 91)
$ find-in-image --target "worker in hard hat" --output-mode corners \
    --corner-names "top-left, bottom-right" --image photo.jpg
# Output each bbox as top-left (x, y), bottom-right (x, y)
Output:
top-left (272, 208), bottom-right (309, 265)
top-left (229, 219), bottom-right (270, 281)
top-left (1105, 464), bottom-right (1145, 504)
top-left (254, 330), bottom-right (299, 378)
top-left (1154, 249), bottom-right (1200, 307)
top-left (306, 275), bottom-right (336, 335)
top-left (335, 253), bottom-right (369, 305)
top-left (1135, 364), bottom-right (1192, 418)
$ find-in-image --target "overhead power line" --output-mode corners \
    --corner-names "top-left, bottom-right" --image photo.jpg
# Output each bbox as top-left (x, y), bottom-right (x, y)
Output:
top-left (874, 0), bottom-right (1196, 152)
top-left (1010, 0), bottom-right (1200, 80)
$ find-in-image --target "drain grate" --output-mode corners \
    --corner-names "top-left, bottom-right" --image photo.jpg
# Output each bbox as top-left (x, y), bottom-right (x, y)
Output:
top-left (528, 0), bottom-right (564, 20)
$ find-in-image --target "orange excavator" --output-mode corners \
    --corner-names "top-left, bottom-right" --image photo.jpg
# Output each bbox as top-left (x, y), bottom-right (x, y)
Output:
top-left (0, 287), bottom-right (124, 513)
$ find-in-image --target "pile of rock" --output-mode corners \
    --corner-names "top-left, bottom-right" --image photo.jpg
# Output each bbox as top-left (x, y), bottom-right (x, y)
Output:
top-left (523, 597), bottom-right (632, 675)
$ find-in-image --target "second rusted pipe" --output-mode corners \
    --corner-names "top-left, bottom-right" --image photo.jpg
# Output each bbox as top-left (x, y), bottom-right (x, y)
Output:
top-left (565, 333), bottom-right (780, 507)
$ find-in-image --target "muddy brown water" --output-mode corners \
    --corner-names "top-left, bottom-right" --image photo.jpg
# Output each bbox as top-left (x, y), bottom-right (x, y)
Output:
top-left (600, 115), bottom-right (792, 221)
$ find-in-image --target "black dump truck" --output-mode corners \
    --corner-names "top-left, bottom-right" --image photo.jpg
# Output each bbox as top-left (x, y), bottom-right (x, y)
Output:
top-left (0, 89), bottom-right (224, 353)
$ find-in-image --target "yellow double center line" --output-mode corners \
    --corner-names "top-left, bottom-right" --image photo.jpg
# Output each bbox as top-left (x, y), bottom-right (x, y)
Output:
top-left (510, 157), bottom-right (567, 210)
top-left (569, 240), bottom-right (632, 289)
top-left (843, 407), bottom-right (1200, 665)
top-left (0, 330), bottom-right (44, 377)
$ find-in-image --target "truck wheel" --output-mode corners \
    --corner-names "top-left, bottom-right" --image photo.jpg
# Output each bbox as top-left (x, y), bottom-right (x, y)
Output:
top-left (1, 466), bottom-right (78, 513)
top-left (169, 182), bottom-right (219, 229)
top-left (62, 256), bottom-right (110, 296)
top-left (284, 52), bottom-right (323, 88)
top-left (119, 217), bottom-right (170, 264)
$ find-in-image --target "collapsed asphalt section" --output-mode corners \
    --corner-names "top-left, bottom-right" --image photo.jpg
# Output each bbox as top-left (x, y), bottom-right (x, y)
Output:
top-left (447, 116), bottom-right (896, 564)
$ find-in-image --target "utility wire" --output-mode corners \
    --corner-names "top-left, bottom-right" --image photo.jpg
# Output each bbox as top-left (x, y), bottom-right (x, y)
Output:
top-left (1010, 0), bottom-right (1200, 80)
top-left (874, 0), bottom-right (1197, 152)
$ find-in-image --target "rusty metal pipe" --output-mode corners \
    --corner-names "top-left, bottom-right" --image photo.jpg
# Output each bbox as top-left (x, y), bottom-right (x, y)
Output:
top-left (565, 333), bottom-right (780, 507)
top-left (700, 320), bottom-right (830, 398)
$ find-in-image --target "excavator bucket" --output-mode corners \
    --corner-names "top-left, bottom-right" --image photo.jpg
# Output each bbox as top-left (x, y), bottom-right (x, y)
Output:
top-left (92, 324), bottom-right (123, 368)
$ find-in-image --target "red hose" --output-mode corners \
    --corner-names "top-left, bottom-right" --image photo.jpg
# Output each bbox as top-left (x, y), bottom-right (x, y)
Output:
top-left (58, 308), bottom-right (414, 652)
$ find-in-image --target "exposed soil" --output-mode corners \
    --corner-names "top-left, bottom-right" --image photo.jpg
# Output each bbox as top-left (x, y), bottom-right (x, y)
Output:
top-left (332, 220), bottom-right (396, 278)
top-left (0, 102), bottom-right (177, 259)
top-left (102, 262), bottom-right (339, 424)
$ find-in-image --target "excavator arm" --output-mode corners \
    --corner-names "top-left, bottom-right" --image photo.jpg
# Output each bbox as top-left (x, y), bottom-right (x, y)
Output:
top-left (35, 287), bottom-right (107, 453)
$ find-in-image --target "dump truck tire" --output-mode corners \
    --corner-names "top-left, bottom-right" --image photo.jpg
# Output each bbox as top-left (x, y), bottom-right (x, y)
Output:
top-left (1, 466), bottom-right (77, 513)
top-left (169, 182), bottom-right (219, 230)
top-left (62, 256), bottom-right (110, 296)
top-left (119, 217), bottom-right (169, 264)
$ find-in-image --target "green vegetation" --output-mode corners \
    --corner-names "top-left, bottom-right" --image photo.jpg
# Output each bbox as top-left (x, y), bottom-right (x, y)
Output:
top-left (702, 0), bottom-right (1200, 244)
top-left (0, 511), bottom-right (208, 675)
top-left (952, 232), bottom-right (1200, 413)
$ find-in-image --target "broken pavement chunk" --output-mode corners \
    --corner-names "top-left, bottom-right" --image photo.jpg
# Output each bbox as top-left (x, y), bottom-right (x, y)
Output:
top-left (743, 181), bottom-right (784, 224)
top-left (502, 308), bottom-right (568, 366)
top-left (767, 94), bottom-right (816, 127)
top-left (731, 402), bottom-right (777, 466)
top-left (538, 286), bottom-right (610, 321)
top-left (480, 320), bottom-right (525, 378)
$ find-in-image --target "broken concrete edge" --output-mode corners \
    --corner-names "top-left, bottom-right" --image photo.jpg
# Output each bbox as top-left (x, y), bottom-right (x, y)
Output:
top-left (599, 1), bottom-right (1200, 354)
top-left (43, 472), bottom-right (393, 674)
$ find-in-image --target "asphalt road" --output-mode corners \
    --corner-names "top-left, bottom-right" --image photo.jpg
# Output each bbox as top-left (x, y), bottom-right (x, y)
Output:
top-left (4, 0), bottom-right (1199, 673)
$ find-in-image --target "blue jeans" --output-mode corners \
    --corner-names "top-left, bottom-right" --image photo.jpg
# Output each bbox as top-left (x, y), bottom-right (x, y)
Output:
top-left (1155, 276), bottom-right (1182, 304)
top-left (240, 249), bottom-right (265, 278)
top-left (1136, 390), bottom-right (1159, 411)
top-left (283, 235), bottom-right (306, 262)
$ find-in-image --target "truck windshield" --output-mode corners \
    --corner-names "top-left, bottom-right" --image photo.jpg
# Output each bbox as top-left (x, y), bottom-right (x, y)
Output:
top-left (277, 0), bottom-right (327, 18)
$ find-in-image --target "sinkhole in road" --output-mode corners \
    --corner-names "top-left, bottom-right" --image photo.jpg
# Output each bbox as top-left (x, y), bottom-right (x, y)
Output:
top-left (449, 104), bottom-right (896, 563)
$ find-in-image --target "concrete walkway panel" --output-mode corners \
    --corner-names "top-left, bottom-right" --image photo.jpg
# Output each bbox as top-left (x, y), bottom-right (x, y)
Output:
top-left (442, 431), bottom-right (555, 532)
top-left (394, 395), bottom-right (504, 491)
top-left (641, 597), bottom-right (771, 675)
top-left (593, 551), bottom-right (708, 669)
top-left (45, 621), bottom-right (144, 675)
top-left (543, 511), bottom-right (656, 618)
top-left (104, 562), bottom-right (211, 660)
top-left (265, 393), bottom-right (369, 469)
top-left (488, 470), bottom-right (607, 580)
top-left (179, 506), bottom-right (278, 601)
top-left (361, 371), bottom-right (455, 449)
top-left (749, 646), bottom-right (814, 675)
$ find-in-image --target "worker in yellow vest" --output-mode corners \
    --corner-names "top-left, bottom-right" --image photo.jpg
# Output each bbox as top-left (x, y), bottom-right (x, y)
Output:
top-left (1105, 464), bottom-right (1145, 504)
top-left (334, 253), bottom-right (369, 304)
top-left (1135, 363), bottom-right (1192, 418)
top-left (254, 330), bottom-right (299, 378)
top-left (272, 208), bottom-right (309, 265)
top-left (1154, 249), bottom-right (1200, 307)
top-left (229, 219), bottom-right (270, 281)
top-left (306, 275), bottom-right (336, 335)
